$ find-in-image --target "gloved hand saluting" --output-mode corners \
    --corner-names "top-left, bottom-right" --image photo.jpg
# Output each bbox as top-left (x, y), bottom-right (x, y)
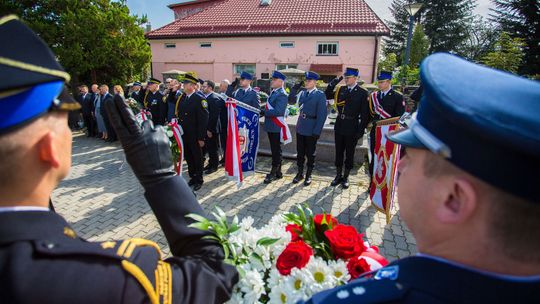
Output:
top-left (105, 96), bottom-right (175, 189)
top-left (231, 78), bottom-right (239, 88)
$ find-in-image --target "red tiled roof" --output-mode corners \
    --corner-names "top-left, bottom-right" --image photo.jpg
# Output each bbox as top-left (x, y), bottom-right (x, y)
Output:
top-left (147, 0), bottom-right (389, 39)
top-left (167, 0), bottom-right (219, 8)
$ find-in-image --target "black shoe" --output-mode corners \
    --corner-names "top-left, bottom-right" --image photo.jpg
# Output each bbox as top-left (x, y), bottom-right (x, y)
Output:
top-left (204, 167), bottom-right (218, 174)
top-left (188, 179), bottom-right (196, 186)
top-left (304, 168), bottom-right (313, 186)
top-left (193, 183), bottom-right (202, 191)
top-left (331, 167), bottom-right (343, 186)
top-left (341, 169), bottom-right (351, 189)
top-left (292, 173), bottom-right (304, 184)
top-left (264, 174), bottom-right (276, 184)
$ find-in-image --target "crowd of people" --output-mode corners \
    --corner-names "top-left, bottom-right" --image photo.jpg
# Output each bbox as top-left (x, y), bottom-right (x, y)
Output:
top-left (73, 67), bottom-right (406, 192)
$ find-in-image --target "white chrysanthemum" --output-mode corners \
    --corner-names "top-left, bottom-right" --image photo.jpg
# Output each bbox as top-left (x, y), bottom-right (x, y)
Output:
top-left (166, 130), bottom-right (174, 138)
top-left (268, 282), bottom-right (304, 304)
top-left (267, 268), bottom-right (284, 289)
top-left (239, 216), bottom-right (255, 231)
top-left (224, 290), bottom-right (244, 304)
top-left (327, 259), bottom-right (351, 284)
top-left (303, 257), bottom-right (336, 295)
top-left (284, 267), bottom-right (310, 294)
top-left (238, 268), bottom-right (265, 303)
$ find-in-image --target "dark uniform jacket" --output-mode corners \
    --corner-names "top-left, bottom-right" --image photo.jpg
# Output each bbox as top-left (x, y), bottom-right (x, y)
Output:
top-left (369, 89), bottom-right (406, 121)
top-left (300, 256), bottom-right (540, 304)
top-left (130, 90), bottom-right (143, 106)
top-left (226, 86), bottom-right (260, 109)
top-left (263, 87), bottom-right (288, 133)
top-left (142, 90), bottom-right (167, 125)
top-left (325, 83), bottom-right (370, 138)
top-left (0, 176), bottom-right (238, 303)
top-left (176, 92), bottom-right (209, 141)
top-left (205, 92), bottom-right (223, 135)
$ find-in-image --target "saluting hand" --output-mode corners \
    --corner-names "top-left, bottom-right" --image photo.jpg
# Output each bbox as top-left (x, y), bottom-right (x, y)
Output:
top-left (104, 96), bottom-right (175, 189)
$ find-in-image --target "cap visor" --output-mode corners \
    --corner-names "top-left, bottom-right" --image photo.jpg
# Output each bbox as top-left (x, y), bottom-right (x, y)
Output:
top-left (386, 128), bottom-right (426, 149)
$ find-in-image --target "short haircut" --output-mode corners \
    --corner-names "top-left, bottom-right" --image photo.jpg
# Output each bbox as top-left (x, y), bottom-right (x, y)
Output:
top-left (205, 80), bottom-right (215, 90)
top-left (423, 151), bottom-right (540, 262)
top-left (221, 79), bottom-right (230, 85)
top-left (99, 84), bottom-right (108, 90)
top-left (80, 85), bottom-right (88, 89)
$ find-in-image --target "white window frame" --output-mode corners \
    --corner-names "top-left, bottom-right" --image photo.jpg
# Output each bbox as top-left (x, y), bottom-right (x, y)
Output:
top-left (234, 64), bottom-right (256, 75)
top-left (164, 43), bottom-right (176, 49)
top-left (280, 41), bottom-right (295, 48)
top-left (275, 64), bottom-right (298, 70)
top-left (316, 42), bottom-right (339, 56)
top-left (199, 42), bottom-right (212, 48)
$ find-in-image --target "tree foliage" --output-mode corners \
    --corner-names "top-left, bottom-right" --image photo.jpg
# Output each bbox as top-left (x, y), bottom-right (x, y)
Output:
top-left (0, 0), bottom-right (151, 87)
top-left (483, 32), bottom-right (525, 74)
top-left (409, 24), bottom-right (429, 67)
top-left (490, 0), bottom-right (540, 75)
top-left (461, 16), bottom-right (500, 62)
top-left (378, 53), bottom-right (398, 74)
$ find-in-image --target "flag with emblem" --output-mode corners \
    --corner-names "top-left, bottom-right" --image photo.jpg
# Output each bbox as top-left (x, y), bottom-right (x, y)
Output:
top-left (265, 98), bottom-right (291, 145)
top-left (225, 98), bottom-right (260, 184)
top-left (370, 117), bottom-right (401, 223)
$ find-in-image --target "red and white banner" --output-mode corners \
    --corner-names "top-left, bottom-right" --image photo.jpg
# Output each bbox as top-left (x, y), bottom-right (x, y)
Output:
top-left (266, 100), bottom-right (292, 145)
top-left (370, 92), bottom-right (391, 119)
top-left (169, 119), bottom-right (184, 176)
top-left (370, 118), bottom-right (401, 223)
top-left (225, 99), bottom-right (243, 184)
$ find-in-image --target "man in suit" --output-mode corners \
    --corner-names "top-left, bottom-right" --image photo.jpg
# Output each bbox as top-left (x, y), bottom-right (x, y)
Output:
top-left (201, 80), bottom-right (223, 174)
top-left (99, 84), bottom-right (117, 142)
top-left (301, 53), bottom-right (540, 304)
top-left (226, 71), bottom-right (260, 109)
top-left (176, 73), bottom-right (209, 191)
top-left (79, 85), bottom-right (96, 137)
top-left (0, 16), bottom-right (237, 303)
top-left (261, 71), bottom-right (289, 184)
top-left (325, 67), bottom-right (370, 189)
top-left (289, 72), bottom-right (328, 186)
top-left (368, 71), bottom-right (406, 178)
top-left (142, 78), bottom-right (167, 125)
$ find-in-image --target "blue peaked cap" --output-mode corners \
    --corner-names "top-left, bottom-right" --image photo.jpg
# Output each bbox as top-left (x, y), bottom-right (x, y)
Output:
top-left (388, 53), bottom-right (540, 202)
top-left (240, 71), bottom-right (253, 80)
top-left (344, 67), bottom-right (359, 77)
top-left (305, 71), bottom-right (320, 80)
top-left (271, 70), bottom-right (286, 80)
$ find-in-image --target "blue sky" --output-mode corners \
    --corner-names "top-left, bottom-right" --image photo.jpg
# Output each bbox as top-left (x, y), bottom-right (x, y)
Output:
top-left (126, 0), bottom-right (493, 30)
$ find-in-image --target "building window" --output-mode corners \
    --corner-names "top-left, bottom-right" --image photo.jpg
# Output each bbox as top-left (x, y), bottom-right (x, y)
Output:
top-left (276, 64), bottom-right (298, 70)
top-left (164, 43), bottom-right (176, 49)
top-left (280, 41), bottom-right (295, 48)
top-left (261, 73), bottom-right (270, 79)
top-left (317, 42), bottom-right (338, 56)
top-left (234, 64), bottom-right (256, 75)
top-left (199, 42), bottom-right (212, 48)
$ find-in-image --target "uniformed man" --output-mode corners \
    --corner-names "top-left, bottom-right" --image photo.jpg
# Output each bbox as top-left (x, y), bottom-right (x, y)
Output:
top-left (325, 67), bottom-right (370, 189)
top-left (130, 81), bottom-right (143, 106)
top-left (201, 80), bottom-right (223, 174)
top-left (142, 78), bottom-right (167, 125)
top-left (0, 15), bottom-right (237, 303)
top-left (289, 71), bottom-right (328, 186)
top-left (165, 78), bottom-right (181, 122)
top-left (261, 70), bottom-right (289, 184)
top-left (301, 52), bottom-right (540, 303)
top-left (368, 71), bottom-right (406, 178)
top-left (226, 71), bottom-right (260, 109)
top-left (176, 72), bottom-right (209, 191)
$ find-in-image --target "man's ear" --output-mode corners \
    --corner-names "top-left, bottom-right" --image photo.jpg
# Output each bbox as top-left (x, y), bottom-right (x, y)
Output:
top-left (37, 132), bottom-right (60, 168)
top-left (436, 177), bottom-right (478, 224)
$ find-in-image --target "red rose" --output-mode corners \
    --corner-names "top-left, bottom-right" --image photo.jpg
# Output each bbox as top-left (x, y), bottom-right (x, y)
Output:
top-left (347, 256), bottom-right (371, 280)
top-left (313, 214), bottom-right (338, 231)
top-left (324, 224), bottom-right (366, 260)
top-left (276, 241), bottom-right (313, 275)
top-left (285, 224), bottom-right (302, 242)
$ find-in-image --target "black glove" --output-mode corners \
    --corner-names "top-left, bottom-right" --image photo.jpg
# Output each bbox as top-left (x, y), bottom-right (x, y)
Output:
top-left (231, 78), bottom-right (239, 88)
top-left (329, 76), bottom-right (343, 87)
top-left (313, 134), bottom-right (320, 140)
top-left (259, 109), bottom-right (265, 117)
top-left (292, 81), bottom-right (304, 91)
top-left (105, 97), bottom-right (175, 189)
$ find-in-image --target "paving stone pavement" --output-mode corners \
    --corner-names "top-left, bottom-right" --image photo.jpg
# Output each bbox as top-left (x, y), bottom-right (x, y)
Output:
top-left (52, 132), bottom-right (417, 261)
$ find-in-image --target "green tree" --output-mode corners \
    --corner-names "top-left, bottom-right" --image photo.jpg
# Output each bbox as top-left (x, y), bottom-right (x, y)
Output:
top-left (409, 24), bottom-right (429, 67)
top-left (378, 53), bottom-right (398, 74)
top-left (482, 32), bottom-right (525, 73)
top-left (0, 0), bottom-right (151, 87)
top-left (461, 16), bottom-right (500, 62)
top-left (490, 0), bottom-right (540, 75)
top-left (385, 0), bottom-right (413, 63)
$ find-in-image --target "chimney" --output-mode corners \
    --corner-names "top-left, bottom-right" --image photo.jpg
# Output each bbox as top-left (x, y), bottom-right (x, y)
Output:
top-left (145, 22), bottom-right (152, 33)
top-left (260, 0), bottom-right (272, 6)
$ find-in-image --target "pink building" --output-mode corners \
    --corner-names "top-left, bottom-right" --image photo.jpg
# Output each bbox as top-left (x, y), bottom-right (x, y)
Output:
top-left (146, 0), bottom-right (389, 84)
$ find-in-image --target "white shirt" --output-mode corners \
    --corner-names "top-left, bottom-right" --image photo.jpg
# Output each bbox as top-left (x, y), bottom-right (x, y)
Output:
top-left (0, 206), bottom-right (49, 213)
top-left (347, 84), bottom-right (357, 91)
top-left (380, 87), bottom-right (392, 97)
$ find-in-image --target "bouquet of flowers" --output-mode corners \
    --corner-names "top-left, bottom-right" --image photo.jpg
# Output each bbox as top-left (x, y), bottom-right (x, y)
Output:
top-left (164, 121), bottom-right (183, 175)
top-left (126, 97), bottom-right (141, 113)
top-left (187, 206), bottom-right (388, 303)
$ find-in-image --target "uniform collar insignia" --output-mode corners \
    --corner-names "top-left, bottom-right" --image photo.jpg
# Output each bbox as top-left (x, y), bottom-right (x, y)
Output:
top-left (374, 265), bottom-right (399, 280)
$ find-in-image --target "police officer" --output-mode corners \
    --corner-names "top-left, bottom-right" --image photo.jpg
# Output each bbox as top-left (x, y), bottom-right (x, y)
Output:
top-left (142, 78), bottom-right (167, 125)
top-left (201, 80), bottom-right (223, 174)
top-left (226, 71), bottom-right (260, 109)
top-left (325, 67), bottom-right (370, 189)
top-left (368, 71), bottom-right (406, 178)
top-left (130, 81), bottom-right (143, 106)
top-left (301, 53), bottom-right (540, 304)
top-left (177, 72), bottom-right (209, 191)
top-left (165, 78), bottom-right (181, 122)
top-left (261, 71), bottom-right (289, 184)
top-left (289, 71), bottom-right (328, 186)
top-left (0, 15), bottom-right (237, 303)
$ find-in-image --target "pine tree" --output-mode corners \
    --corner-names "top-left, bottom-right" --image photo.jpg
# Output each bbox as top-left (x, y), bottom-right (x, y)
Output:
top-left (483, 32), bottom-right (525, 73)
top-left (490, 0), bottom-right (540, 75)
top-left (409, 24), bottom-right (429, 67)
top-left (385, 0), bottom-right (414, 62)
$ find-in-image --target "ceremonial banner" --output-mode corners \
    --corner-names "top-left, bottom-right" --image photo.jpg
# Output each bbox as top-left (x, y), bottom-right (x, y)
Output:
top-left (225, 99), bottom-right (260, 184)
top-left (168, 119), bottom-right (185, 176)
top-left (266, 100), bottom-right (292, 145)
top-left (370, 92), bottom-right (391, 119)
top-left (370, 117), bottom-right (401, 223)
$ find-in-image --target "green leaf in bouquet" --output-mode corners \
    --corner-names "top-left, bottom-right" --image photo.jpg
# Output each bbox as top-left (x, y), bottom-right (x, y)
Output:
top-left (236, 266), bottom-right (246, 278)
top-left (256, 237), bottom-right (281, 247)
top-left (215, 206), bottom-right (227, 219)
top-left (211, 211), bottom-right (229, 229)
top-left (201, 235), bottom-right (221, 242)
top-left (222, 242), bottom-right (230, 259)
top-left (185, 213), bottom-right (209, 223)
top-left (250, 252), bottom-right (264, 265)
top-left (228, 224), bottom-right (240, 234)
top-left (188, 222), bottom-right (211, 231)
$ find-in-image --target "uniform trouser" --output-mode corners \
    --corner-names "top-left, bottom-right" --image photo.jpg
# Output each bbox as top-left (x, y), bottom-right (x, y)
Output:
top-left (183, 133), bottom-right (204, 183)
top-left (296, 134), bottom-right (318, 169)
top-left (205, 131), bottom-right (220, 168)
top-left (267, 132), bottom-right (282, 167)
top-left (369, 127), bottom-right (376, 177)
top-left (83, 113), bottom-right (96, 137)
top-left (101, 108), bottom-right (117, 140)
top-left (335, 132), bottom-right (359, 170)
